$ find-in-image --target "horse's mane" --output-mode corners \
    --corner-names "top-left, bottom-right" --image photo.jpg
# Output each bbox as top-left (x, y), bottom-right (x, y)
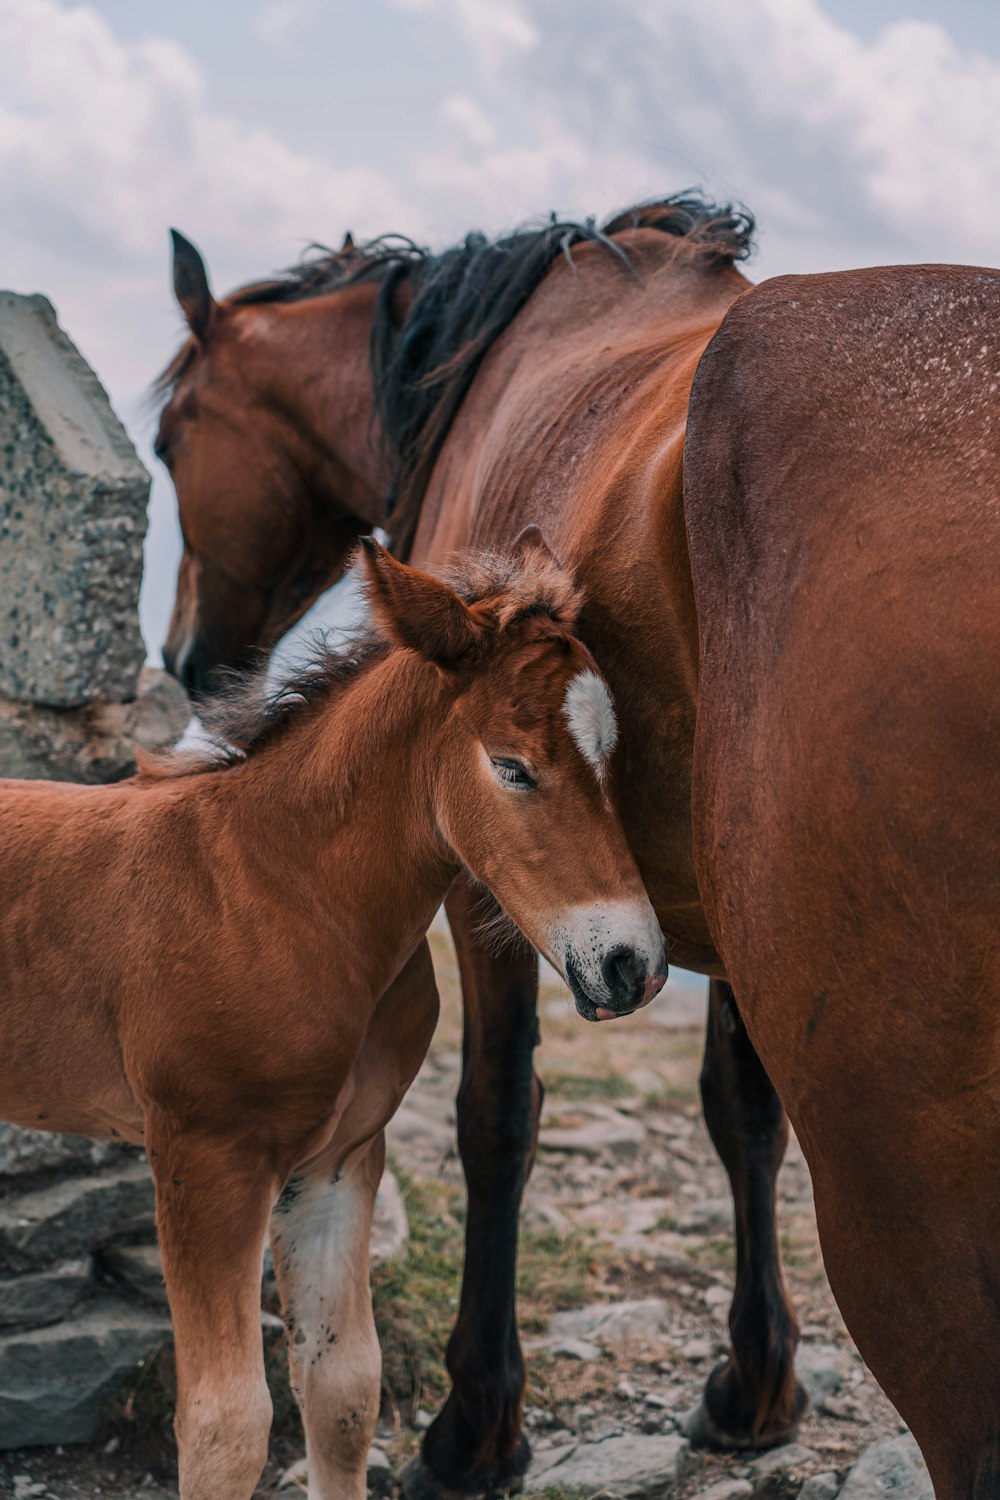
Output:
top-left (141, 545), bottom-right (580, 780)
top-left (153, 191), bottom-right (754, 553)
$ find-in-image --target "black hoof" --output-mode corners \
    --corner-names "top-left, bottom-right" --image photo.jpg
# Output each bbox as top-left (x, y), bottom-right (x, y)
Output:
top-left (681, 1360), bottom-right (808, 1451)
top-left (401, 1438), bottom-right (531, 1500)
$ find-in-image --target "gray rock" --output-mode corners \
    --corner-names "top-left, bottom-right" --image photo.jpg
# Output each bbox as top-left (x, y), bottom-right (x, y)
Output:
top-left (0, 1123), bottom-right (135, 1179)
top-left (0, 1257), bottom-right (92, 1329)
top-left (748, 1444), bottom-right (819, 1482)
top-left (838, 1434), bottom-right (931, 1500)
top-left (370, 1170), bottom-right (409, 1263)
top-left (691, 1481), bottom-right (754, 1500)
top-left (550, 1337), bottom-right (602, 1362)
top-left (541, 1115), bottom-right (646, 1160)
top-left (528, 1433), bottom-right (691, 1497)
top-left (673, 1197), bottom-right (733, 1236)
top-left (101, 1243), bottom-right (166, 1310)
top-left (0, 666), bottom-right (189, 783)
top-left (0, 1295), bottom-right (171, 1447)
top-left (0, 291), bottom-right (148, 707)
top-left (795, 1342), bottom-right (848, 1401)
top-left (367, 1444), bottom-right (392, 1496)
top-left (546, 1298), bottom-right (669, 1348)
top-left (798, 1474), bottom-right (840, 1500)
top-left (0, 1162), bottom-right (155, 1271)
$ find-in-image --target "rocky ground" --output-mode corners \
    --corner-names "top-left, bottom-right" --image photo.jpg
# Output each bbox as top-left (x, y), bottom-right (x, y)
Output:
top-left (0, 927), bottom-right (931, 1500)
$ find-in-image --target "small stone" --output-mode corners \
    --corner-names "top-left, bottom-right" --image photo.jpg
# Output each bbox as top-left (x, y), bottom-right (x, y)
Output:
top-left (615, 1376), bottom-right (637, 1399)
top-left (277, 1456), bottom-right (308, 1490)
top-left (691, 1481), bottom-right (753, 1500)
top-left (413, 1408), bottom-right (433, 1432)
top-left (540, 1115), bottom-right (646, 1160)
top-left (369, 1170), bottom-right (409, 1263)
top-left (748, 1443), bottom-right (819, 1481)
top-left (0, 1258), bottom-right (92, 1330)
top-left (838, 1434), bottom-right (932, 1500)
top-left (528, 1432), bottom-right (691, 1498)
top-left (797, 1473), bottom-right (840, 1500)
top-left (673, 1197), bottom-right (732, 1235)
top-left (682, 1337), bottom-right (713, 1362)
top-left (367, 1445), bottom-right (392, 1496)
top-left (546, 1299), bottom-right (669, 1348)
top-left (552, 1337), bottom-right (601, 1362)
top-left (818, 1394), bottom-right (860, 1420)
top-left (704, 1284), bottom-right (731, 1308)
top-left (795, 1342), bottom-right (847, 1401)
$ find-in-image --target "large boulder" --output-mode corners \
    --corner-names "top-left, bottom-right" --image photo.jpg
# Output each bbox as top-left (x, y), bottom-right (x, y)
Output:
top-left (0, 291), bottom-right (148, 708)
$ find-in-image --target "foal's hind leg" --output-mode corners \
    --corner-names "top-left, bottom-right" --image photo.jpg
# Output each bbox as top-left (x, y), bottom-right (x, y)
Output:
top-left (407, 882), bottom-right (541, 1500)
top-left (148, 1119), bottom-right (277, 1500)
top-left (686, 981), bottom-right (806, 1449)
top-left (270, 1135), bottom-right (385, 1500)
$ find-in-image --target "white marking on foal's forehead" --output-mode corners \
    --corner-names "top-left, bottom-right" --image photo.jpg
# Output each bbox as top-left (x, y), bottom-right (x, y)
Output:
top-left (563, 670), bottom-right (618, 779)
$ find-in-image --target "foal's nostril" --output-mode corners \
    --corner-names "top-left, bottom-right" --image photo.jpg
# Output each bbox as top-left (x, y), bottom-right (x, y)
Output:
top-left (601, 945), bottom-right (644, 1008)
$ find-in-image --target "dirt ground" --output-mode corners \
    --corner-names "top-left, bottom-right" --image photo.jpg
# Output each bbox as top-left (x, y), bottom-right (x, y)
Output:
top-left (0, 926), bottom-right (906, 1500)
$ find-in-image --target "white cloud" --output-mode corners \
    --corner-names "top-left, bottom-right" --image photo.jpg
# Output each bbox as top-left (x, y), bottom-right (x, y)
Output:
top-left (250, 0), bottom-right (319, 47)
top-left (397, 0), bottom-right (1000, 264)
top-left (441, 94), bottom-right (497, 149)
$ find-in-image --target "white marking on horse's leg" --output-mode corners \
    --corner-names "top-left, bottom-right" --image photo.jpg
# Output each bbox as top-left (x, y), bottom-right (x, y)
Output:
top-left (563, 669), bottom-right (618, 780)
top-left (270, 1135), bottom-right (385, 1500)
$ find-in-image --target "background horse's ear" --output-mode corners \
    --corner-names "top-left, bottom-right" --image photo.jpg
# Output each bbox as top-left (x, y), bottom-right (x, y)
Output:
top-left (358, 537), bottom-right (487, 668)
top-left (514, 523), bottom-right (561, 569)
top-left (340, 231), bottom-right (356, 252)
top-left (170, 228), bottom-right (216, 342)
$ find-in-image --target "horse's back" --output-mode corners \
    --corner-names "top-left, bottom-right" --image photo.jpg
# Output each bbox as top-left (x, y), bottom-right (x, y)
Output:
top-left (685, 264), bottom-right (1000, 1490)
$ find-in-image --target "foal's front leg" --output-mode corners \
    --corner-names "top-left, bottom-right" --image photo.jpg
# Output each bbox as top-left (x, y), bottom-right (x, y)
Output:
top-left (148, 1117), bottom-right (278, 1500)
top-left (269, 1134), bottom-right (385, 1500)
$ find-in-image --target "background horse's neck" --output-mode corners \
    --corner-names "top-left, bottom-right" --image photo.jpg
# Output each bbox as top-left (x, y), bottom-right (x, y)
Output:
top-left (260, 283), bottom-right (391, 530)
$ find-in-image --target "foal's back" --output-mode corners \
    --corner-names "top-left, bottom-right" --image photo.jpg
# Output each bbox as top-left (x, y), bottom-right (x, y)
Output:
top-left (685, 264), bottom-right (1000, 1500)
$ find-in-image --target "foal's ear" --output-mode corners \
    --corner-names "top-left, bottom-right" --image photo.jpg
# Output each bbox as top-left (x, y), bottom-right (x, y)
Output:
top-left (170, 228), bottom-right (216, 342)
top-left (514, 523), bottom-right (561, 568)
top-left (359, 538), bottom-right (487, 668)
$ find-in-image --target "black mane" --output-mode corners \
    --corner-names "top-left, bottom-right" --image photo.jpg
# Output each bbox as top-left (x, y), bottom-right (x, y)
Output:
top-left (154, 191), bottom-right (754, 554)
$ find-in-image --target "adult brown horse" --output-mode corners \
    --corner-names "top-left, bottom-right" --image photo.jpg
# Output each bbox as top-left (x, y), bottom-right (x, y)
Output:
top-left (153, 198), bottom-right (803, 1495)
top-left (0, 537), bottom-right (667, 1500)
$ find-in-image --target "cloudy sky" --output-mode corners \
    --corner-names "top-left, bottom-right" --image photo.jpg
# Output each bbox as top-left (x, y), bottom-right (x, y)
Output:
top-left (2, 0), bottom-right (999, 655)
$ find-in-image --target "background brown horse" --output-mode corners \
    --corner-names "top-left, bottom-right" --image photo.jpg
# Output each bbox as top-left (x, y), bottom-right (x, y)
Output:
top-left (154, 198), bottom-right (805, 1496)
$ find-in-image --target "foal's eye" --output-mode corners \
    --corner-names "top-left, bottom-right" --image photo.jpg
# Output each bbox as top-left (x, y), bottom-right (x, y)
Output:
top-left (491, 757), bottom-right (537, 791)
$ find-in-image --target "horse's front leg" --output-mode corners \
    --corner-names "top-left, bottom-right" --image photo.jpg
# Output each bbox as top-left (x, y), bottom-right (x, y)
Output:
top-left (404, 882), bottom-right (541, 1500)
top-left (147, 1116), bottom-right (278, 1500)
top-left (685, 980), bottom-right (806, 1448)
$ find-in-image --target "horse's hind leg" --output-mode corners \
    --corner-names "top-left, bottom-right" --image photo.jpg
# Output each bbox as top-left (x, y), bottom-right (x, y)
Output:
top-left (405, 882), bottom-right (541, 1500)
top-left (148, 1120), bottom-right (276, 1500)
top-left (269, 1134), bottom-right (385, 1500)
top-left (686, 981), bottom-right (806, 1449)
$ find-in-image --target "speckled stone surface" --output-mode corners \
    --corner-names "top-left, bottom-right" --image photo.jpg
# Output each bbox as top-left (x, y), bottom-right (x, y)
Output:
top-left (0, 292), bottom-right (148, 706)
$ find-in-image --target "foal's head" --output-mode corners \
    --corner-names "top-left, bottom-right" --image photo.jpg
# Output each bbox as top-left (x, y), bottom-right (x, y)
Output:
top-left (361, 533), bottom-right (667, 1021)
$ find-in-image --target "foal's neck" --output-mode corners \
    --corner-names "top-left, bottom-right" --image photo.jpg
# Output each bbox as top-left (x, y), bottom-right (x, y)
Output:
top-left (230, 649), bottom-right (455, 994)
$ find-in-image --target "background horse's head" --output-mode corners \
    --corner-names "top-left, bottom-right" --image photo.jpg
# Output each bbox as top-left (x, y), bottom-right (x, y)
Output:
top-left (155, 230), bottom-right (387, 697)
top-left (360, 531), bottom-right (668, 1019)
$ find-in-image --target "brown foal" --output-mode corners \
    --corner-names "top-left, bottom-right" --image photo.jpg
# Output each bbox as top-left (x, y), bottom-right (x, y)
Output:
top-left (0, 538), bottom-right (665, 1500)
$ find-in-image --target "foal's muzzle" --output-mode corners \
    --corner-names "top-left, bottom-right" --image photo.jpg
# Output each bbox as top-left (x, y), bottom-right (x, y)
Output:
top-left (558, 903), bottom-right (668, 1024)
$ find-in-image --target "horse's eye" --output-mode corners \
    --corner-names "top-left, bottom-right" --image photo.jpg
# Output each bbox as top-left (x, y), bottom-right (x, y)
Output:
top-left (491, 757), bottom-right (537, 791)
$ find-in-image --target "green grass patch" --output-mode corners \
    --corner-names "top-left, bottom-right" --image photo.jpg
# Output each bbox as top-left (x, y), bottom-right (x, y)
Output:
top-left (542, 1070), bottom-right (635, 1102)
top-left (373, 1166), bottom-right (612, 1416)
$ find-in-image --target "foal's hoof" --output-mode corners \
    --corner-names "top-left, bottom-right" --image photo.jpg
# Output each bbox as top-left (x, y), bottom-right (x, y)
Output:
top-left (400, 1449), bottom-right (527, 1500)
